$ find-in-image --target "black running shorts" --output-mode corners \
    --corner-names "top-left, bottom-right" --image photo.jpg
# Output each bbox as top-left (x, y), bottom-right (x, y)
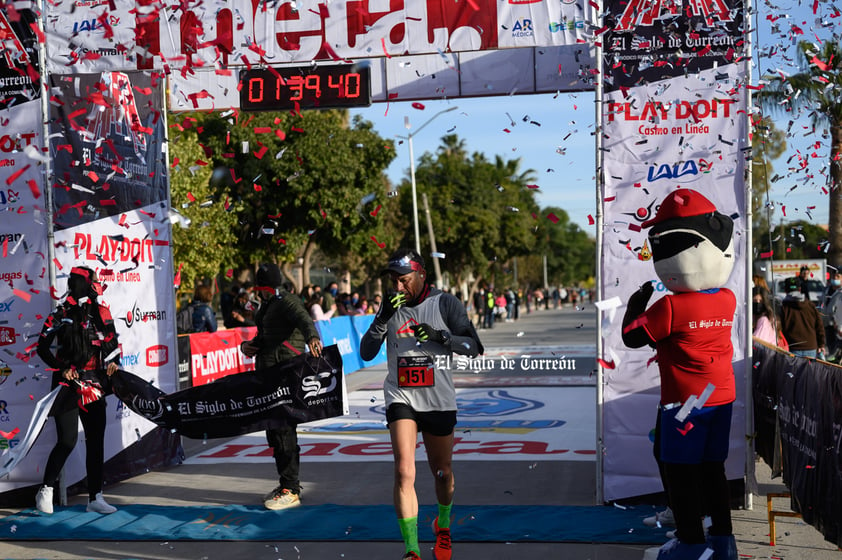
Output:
top-left (386, 402), bottom-right (457, 436)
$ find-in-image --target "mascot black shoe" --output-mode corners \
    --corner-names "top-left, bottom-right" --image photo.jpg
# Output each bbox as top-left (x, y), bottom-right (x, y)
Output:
top-left (623, 189), bottom-right (738, 560)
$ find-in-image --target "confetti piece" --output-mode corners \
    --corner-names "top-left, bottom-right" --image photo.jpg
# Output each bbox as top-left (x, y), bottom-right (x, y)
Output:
top-left (0, 428), bottom-right (19, 439)
top-left (12, 289), bottom-right (30, 302)
top-left (676, 422), bottom-right (694, 436)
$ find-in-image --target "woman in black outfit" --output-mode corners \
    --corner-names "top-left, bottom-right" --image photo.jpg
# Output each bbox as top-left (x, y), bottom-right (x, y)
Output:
top-left (35, 266), bottom-right (121, 515)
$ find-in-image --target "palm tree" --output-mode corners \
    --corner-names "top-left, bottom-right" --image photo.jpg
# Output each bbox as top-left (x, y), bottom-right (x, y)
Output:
top-left (758, 40), bottom-right (842, 266)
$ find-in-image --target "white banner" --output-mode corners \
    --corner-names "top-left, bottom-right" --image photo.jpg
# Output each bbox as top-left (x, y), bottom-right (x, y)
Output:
top-left (168, 45), bottom-right (597, 111)
top-left (45, 0), bottom-right (596, 109)
top-left (39, 207), bottom-right (178, 489)
top-left (599, 15), bottom-right (750, 501)
top-left (0, 96), bottom-right (52, 492)
top-left (45, 0), bottom-right (592, 72)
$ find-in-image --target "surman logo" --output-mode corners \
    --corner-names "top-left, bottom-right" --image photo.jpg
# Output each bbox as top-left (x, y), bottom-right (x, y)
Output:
top-left (302, 371), bottom-right (337, 399)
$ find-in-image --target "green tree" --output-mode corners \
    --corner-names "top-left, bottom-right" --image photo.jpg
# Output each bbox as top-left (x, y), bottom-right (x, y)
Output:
top-left (168, 119), bottom-right (240, 294)
top-left (391, 134), bottom-right (541, 297)
top-left (190, 110), bottom-right (395, 289)
top-left (758, 40), bottom-right (842, 266)
top-left (535, 206), bottom-right (596, 286)
top-left (755, 219), bottom-right (829, 261)
top-left (751, 116), bottom-right (787, 237)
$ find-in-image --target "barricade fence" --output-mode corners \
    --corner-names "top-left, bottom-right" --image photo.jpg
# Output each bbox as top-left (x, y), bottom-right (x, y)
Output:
top-left (753, 341), bottom-right (842, 549)
top-left (177, 315), bottom-right (387, 389)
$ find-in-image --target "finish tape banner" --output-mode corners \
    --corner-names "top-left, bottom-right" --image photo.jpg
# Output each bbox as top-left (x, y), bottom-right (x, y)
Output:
top-left (112, 345), bottom-right (348, 439)
top-left (753, 342), bottom-right (842, 549)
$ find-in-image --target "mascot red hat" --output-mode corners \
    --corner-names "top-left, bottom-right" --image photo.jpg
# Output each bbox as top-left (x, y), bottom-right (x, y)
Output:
top-left (641, 189), bottom-right (718, 228)
top-left (645, 189), bottom-right (734, 293)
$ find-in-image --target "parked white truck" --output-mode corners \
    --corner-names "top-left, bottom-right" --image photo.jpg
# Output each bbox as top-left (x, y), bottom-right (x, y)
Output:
top-left (760, 258), bottom-right (827, 302)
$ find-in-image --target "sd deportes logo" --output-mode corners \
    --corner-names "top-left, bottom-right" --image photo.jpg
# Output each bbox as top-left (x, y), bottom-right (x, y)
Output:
top-left (302, 370), bottom-right (337, 399)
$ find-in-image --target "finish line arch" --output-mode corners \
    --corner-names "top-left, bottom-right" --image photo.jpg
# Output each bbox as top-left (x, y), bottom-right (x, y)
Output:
top-left (0, 0), bottom-right (750, 507)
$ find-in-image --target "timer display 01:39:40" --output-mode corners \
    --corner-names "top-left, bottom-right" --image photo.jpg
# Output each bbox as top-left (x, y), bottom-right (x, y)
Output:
top-left (240, 64), bottom-right (372, 111)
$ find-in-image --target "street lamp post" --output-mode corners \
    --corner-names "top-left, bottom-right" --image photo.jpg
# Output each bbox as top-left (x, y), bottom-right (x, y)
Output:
top-left (398, 105), bottom-right (458, 255)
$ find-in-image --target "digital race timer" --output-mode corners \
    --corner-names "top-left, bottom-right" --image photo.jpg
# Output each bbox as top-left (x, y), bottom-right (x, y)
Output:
top-left (240, 64), bottom-right (372, 111)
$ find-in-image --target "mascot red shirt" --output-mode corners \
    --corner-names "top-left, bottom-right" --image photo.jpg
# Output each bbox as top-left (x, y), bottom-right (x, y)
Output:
top-left (642, 290), bottom-right (736, 406)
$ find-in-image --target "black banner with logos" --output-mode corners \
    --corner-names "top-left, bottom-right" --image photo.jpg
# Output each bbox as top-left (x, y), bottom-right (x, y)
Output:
top-left (753, 342), bottom-right (842, 548)
top-left (112, 345), bottom-right (345, 439)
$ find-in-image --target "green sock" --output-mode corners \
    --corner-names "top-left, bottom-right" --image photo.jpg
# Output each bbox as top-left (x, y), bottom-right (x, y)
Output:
top-left (437, 502), bottom-right (453, 529)
top-left (398, 516), bottom-right (419, 554)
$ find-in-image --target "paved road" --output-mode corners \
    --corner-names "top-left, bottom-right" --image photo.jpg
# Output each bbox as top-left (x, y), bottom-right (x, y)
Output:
top-left (2, 304), bottom-right (840, 559)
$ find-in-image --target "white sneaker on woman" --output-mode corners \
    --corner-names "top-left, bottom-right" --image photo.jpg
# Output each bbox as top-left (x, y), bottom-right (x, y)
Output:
top-left (35, 485), bottom-right (53, 514)
top-left (86, 492), bottom-right (117, 514)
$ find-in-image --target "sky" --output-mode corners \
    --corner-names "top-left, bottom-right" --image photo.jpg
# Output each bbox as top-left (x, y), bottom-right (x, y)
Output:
top-left (350, 92), bottom-right (597, 231)
top-left (350, 0), bottom-right (835, 237)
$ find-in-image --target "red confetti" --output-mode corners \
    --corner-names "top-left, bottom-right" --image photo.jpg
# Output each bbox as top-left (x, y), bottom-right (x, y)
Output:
top-left (370, 204), bottom-right (381, 217)
top-left (597, 359), bottom-right (615, 369)
top-left (371, 235), bottom-right (386, 249)
top-left (0, 427), bottom-right (20, 439)
top-left (547, 213), bottom-right (559, 224)
top-left (27, 179), bottom-right (41, 199)
top-left (411, 102), bottom-right (425, 110)
top-left (588, 214), bottom-right (595, 225)
top-left (676, 422), bottom-right (694, 436)
top-left (13, 289), bottom-right (30, 302)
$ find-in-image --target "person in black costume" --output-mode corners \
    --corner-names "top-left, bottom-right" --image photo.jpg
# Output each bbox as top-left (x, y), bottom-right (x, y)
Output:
top-left (35, 266), bottom-right (121, 515)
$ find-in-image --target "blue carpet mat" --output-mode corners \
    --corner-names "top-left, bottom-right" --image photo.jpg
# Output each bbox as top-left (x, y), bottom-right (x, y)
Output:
top-left (0, 504), bottom-right (666, 544)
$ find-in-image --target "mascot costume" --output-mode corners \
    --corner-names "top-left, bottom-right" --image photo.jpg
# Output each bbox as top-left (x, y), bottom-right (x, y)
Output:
top-left (622, 189), bottom-right (738, 560)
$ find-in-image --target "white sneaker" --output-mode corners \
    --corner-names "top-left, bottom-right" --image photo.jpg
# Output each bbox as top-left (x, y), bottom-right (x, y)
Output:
top-left (263, 488), bottom-right (301, 510)
top-left (35, 485), bottom-right (53, 514)
top-left (643, 507), bottom-right (676, 527)
top-left (86, 492), bottom-right (117, 514)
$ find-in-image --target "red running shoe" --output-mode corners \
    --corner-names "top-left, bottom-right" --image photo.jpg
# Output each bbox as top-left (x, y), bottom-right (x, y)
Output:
top-left (402, 552), bottom-right (421, 559)
top-left (432, 517), bottom-right (452, 560)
